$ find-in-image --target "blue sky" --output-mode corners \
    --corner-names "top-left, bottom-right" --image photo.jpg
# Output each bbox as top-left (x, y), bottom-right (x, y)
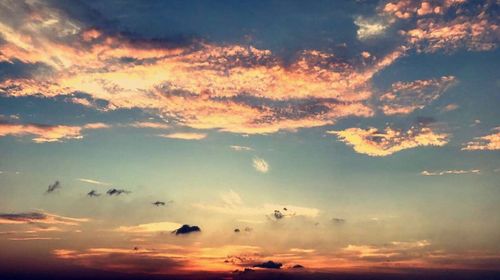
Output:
top-left (0, 0), bottom-right (499, 278)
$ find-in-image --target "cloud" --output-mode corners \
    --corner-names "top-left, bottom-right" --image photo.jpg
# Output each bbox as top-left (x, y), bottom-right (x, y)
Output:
top-left (421, 169), bottom-right (481, 176)
top-left (116, 222), bottom-right (182, 233)
top-left (252, 157), bottom-right (269, 173)
top-left (462, 127), bottom-right (500, 151)
top-left (173, 224), bottom-right (201, 235)
top-left (152, 201), bottom-right (166, 207)
top-left (87, 190), bottom-right (101, 197)
top-left (442, 103), bottom-right (459, 112)
top-left (380, 76), bottom-right (457, 115)
top-left (77, 178), bottom-right (110, 186)
top-left (328, 125), bottom-right (449, 156)
top-left (332, 218), bottom-right (346, 224)
top-left (129, 121), bottom-right (169, 129)
top-left (253, 260), bottom-right (282, 269)
top-left (0, 211), bottom-right (88, 226)
top-left (354, 16), bottom-right (389, 40)
top-left (46, 180), bottom-right (61, 193)
top-left (0, 121), bottom-right (111, 143)
top-left (230, 145), bottom-right (253, 151)
top-left (158, 132), bottom-right (207, 140)
top-left (106, 188), bottom-right (131, 196)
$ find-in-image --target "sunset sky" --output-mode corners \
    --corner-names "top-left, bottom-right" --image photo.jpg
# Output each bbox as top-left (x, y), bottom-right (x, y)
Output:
top-left (0, 0), bottom-right (499, 279)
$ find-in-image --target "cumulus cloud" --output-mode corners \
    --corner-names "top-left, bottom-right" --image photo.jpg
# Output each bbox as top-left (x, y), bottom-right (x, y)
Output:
top-left (380, 76), bottom-right (457, 115)
top-left (328, 125), bottom-right (449, 156)
top-left (173, 224), bottom-right (201, 235)
top-left (462, 127), bottom-right (500, 151)
top-left (421, 169), bottom-right (481, 176)
top-left (252, 157), bottom-right (269, 173)
top-left (158, 132), bottom-right (207, 140)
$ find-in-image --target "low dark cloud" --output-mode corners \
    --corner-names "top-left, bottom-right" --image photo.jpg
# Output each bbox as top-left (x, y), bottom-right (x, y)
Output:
top-left (292, 264), bottom-right (304, 269)
top-left (172, 224), bottom-right (201, 235)
top-left (332, 218), bottom-right (346, 224)
top-left (234, 228), bottom-right (240, 233)
top-left (46, 180), bottom-right (61, 193)
top-left (253, 260), bottom-right (282, 269)
top-left (106, 188), bottom-right (130, 196)
top-left (87, 190), bottom-right (101, 197)
top-left (0, 212), bottom-right (47, 222)
top-left (273, 210), bottom-right (284, 220)
top-left (152, 201), bottom-right (165, 206)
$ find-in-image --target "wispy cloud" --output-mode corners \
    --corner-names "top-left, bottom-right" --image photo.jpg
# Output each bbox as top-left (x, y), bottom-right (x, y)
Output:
top-left (46, 180), bottom-right (61, 193)
top-left (252, 157), bottom-right (269, 173)
top-left (129, 121), bottom-right (169, 129)
top-left (158, 132), bottom-right (207, 140)
top-left (77, 178), bottom-right (110, 186)
top-left (230, 145), bottom-right (253, 151)
top-left (115, 222), bottom-right (182, 233)
top-left (0, 211), bottom-right (89, 226)
top-left (421, 169), bottom-right (481, 176)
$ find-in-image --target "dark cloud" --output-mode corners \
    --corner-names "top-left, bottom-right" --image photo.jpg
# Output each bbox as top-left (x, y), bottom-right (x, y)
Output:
top-left (273, 210), bottom-right (284, 220)
top-left (253, 260), bottom-right (283, 269)
top-left (152, 201), bottom-right (165, 206)
top-left (292, 264), bottom-right (305, 269)
top-left (87, 190), bottom-right (101, 197)
top-left (234, 228), bottom-right (240, 233)
top-left (46, 180), bottom-right (61, 193)
top-left (0, 212), bottom-right (47, 222)
top-left (332, 218), bottom-right (346, 224)
top-left (172, 224), bottom-right (201, 235)
top-left (106, 188), bottom-right (130, 196)
top-left (244, 227), bottom-right (253, 232)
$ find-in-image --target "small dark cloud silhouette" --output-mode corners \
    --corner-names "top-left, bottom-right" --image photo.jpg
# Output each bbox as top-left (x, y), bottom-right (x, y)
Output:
top-left (244, 227), bottom-right (253, 232)
top-left (172, 224), bottom-right (201, 235)
top-left (87, 190), bottom-right (101, 197)
top-left (106, 188), bottom-right (130, 196)
top-left (152, 201), bottom-right (165, 206)
top-left (234, 228), bottom-right (240, 233)
top-left (283, 207), bottom-right (288, 211)
top-left (46, 180), bottom-right (61, 193)
top-left (0, 212), bottom-right (47, 222)
top-left (253, 260), bottom-right (282, 269)
top-left (292, 264), bottom-right (304, 269)
top-left (133, 246), bottom-right (139, 251)
top-left (273, 210), bottom-right (284, 219)
top-left (332, 218), bottom-right (346, 224)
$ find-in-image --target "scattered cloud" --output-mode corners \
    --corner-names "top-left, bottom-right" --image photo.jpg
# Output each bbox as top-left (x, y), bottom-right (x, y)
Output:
top-left (152, 201), bottom-right (167, 207)
top-left (442, 103), bottom-right (459, 112)
top-left (421, 169), bottom-right (481, 176)
top-left (462, 127), bottom-right (500, 151)
top-left (332, 218), bottom-right (346, 224)
top-left (328, 125), bottom-right (449, 156)
top-left (252, 157), bottom-right (269, 173)
top-left (46, 180), bottom-right (61, 193)
top-left (173, 224), bottom-right (201, 235)
top-left (158, 132), bottom-right (207, 140)
top-left (380, 76), bottom-right (457, 115)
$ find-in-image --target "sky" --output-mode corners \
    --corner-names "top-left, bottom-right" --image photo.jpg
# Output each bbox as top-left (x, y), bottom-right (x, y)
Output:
top-left (0, 0), bottom-right (499, 279)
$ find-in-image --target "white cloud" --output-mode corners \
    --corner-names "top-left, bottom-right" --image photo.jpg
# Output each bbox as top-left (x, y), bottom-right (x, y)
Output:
top-left (77, 178), bottom-right (111, 186)
top-left (252, 157), bottom-right (269, 173)
top-left (354, 16), bottom-right (388, 40)
top-left (421, 169), bottom-right (480, 176)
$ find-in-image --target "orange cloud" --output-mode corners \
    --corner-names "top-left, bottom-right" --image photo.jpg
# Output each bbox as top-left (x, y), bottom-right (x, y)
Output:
top-left (328, 126), bottom-right (449, 156)
top-left (0, 122), bottom-right (111, 143)
top-left (0, 211), bottom-right (89, 226)
top-left (380, 76), bottom-right (456, 115)
top-left (462, 127), bottom-right (500, 151)
top-left (158, 132), bottom-right (207, 140)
